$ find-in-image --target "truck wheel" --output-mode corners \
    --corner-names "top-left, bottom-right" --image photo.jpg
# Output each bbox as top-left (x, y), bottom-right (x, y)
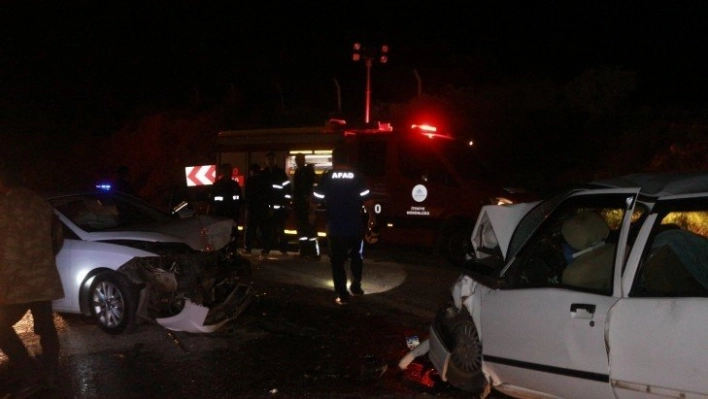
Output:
top-left (89, 272), bottom-right (138, 334)
top-left (446, 318), bottom-right (488, 395)
top-left (439, 219), bottom-right (472, 266)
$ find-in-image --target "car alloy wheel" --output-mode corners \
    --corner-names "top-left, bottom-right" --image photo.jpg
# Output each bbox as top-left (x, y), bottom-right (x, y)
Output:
top-left (89, 272), bottom-right (137, 334)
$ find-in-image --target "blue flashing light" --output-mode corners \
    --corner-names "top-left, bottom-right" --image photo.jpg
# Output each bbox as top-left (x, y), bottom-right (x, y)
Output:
top-left (96, 183), bottom-right (112, 191)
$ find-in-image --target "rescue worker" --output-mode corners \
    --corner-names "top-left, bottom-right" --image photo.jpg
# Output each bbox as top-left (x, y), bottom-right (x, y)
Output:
top-left (261, 152), bottom-right (291, 257)
top-left (293, 153), bottom-right (319, 260)
top-left (243, 163), bottom-right (270, 256)
top-left (210, 163), bottom-right (242, 224)
top-left (0, 161), bottom-right (65, 396)
top-left (312, 147), bottom-right (376, 305)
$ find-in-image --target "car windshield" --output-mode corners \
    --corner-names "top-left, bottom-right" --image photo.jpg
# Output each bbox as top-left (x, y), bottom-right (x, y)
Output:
top-left (50, 191), bottom-right (175, 232)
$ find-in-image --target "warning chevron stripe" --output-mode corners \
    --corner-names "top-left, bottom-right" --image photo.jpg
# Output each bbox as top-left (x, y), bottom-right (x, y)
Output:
top-left (185, 165), bottom-right (216, 186)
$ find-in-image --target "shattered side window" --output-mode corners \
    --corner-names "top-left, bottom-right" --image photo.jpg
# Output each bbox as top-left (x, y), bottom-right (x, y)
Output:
top-left (633, 199), bottom-right (708, 297)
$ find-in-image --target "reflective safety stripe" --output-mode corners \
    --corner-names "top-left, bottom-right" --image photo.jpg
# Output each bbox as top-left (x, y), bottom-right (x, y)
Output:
top-left (214, 196), bottom-right (224, 201)
top-left (282, 181), bottom-right (291, 187)
top-left (313, 192), bottom-right (325, 199)
top-left (233, 195), bottom-right (239, 200)
top-left (360, 189), bottom-right (370, 197)
top-left (284, 194), bottom-right (292, 199)
top-left (299, 237), bottom-right (308, 241)
top-left (273, 205), bottom-right (282, 209)
top-left (273, 184), bottom-right (283, 189)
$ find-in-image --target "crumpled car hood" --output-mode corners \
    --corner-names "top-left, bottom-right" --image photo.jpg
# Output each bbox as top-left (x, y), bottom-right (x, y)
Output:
top-left (471, 202), bottom-right (536, 260)
top-left (127, 215), bottom-right (235, 251)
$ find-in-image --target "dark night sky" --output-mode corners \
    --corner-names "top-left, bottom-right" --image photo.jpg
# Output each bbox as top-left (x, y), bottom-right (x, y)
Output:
top-left (2, 1), bottom-right (708, 136)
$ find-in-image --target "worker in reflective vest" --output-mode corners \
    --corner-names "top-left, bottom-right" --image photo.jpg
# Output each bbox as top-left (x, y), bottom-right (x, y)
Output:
top-left (293, 153), bottom-right (319, 260)
top-left (312, 147), bottom-right (375, 306)
top-left (210, 163), bottom-right (242, 224)
top-left (262, 152), bottom-right (291, 256)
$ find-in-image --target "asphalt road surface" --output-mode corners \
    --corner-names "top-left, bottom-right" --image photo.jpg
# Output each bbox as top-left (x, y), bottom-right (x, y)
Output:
top-left (1, 245), bottom-right (503, 398)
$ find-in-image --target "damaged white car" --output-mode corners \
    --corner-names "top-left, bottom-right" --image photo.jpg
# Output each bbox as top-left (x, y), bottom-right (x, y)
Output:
top-left (48, 189), bottom-right (253, 335)
top-left (400, 172), bottom-right (708, 398)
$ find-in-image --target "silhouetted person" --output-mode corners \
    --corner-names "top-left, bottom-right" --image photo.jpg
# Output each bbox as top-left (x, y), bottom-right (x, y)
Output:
top-left (261, 152), bottom-right (291, 257)
top-left (113, 165), bottom-right (136, 195)
top-left (210, 163), bottom-right (242, 224)
top-left (293, 153), bottom-right (319, 259)
top-left (243, 163), bottom-right (271, 256)
top-left (312, 147), bottom-right (375, 305)
top-left (0, 161), bottom-right (65, 396)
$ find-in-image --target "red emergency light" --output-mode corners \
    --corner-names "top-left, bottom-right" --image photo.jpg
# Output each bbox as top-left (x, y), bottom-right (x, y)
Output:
top-left (410, 124), bottom-right (454, 140)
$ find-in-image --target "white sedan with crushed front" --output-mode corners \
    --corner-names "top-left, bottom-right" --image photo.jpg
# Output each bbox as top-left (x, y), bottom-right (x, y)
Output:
top-left (48, 189), bottom-right (253, 335)
top-left (400, 172), bottom-right (708, 398)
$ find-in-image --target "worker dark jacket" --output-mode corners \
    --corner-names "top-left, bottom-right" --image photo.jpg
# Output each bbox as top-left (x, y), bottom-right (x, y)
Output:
top-left (312, 165), bottom-right (370, 237)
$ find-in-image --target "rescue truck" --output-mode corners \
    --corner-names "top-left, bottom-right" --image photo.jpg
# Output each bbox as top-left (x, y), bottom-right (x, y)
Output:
top-left (216, 119), bottom-right (520, 265)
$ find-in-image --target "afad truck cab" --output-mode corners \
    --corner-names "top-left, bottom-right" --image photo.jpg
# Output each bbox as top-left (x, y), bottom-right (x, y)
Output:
top-left (216, 119), bottom-right (519, 265)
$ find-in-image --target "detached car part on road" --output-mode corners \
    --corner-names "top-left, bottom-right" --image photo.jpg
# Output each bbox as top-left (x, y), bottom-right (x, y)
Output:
top-left (48, 190), bottom-right (253, 334)
top-left (400, 172), bottom-right (708, 398)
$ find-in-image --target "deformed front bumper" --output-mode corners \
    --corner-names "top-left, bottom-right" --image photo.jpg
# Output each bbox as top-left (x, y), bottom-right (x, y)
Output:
top-left (155, 283), bottom-right (254, 334)
top-left (428, 323), bottom-right (453, 382)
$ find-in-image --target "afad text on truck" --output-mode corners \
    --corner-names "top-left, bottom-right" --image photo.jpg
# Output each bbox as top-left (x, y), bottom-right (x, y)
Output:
top-left (216, 119), bottom-right (527, 266)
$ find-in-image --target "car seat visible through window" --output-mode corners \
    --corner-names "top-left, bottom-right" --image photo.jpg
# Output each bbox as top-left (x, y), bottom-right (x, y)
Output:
top-left (561, 212), bottom-right (615, 292)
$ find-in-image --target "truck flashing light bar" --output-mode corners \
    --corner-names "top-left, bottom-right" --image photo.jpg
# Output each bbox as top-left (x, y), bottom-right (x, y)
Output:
top-left (410, 124), bottom-right (454, 140)
top-left (335, 119), bottom-right (449, 138)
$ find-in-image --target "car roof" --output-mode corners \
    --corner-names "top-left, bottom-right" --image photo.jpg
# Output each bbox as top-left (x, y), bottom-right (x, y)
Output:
top-left (590, 171), bottom-right (708, 197)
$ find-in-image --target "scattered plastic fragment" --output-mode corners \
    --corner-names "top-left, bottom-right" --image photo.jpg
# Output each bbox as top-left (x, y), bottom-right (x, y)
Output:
top-left (406, 335), bottom-right (420, 350)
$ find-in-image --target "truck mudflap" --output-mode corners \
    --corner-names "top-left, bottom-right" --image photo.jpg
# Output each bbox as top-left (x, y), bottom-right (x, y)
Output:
top-left (155, 283), bottom-right (254, 333)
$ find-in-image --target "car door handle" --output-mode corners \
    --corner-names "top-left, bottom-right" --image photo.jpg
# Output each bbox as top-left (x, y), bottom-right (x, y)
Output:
top-left (570, 303), bottom-right (596, 319)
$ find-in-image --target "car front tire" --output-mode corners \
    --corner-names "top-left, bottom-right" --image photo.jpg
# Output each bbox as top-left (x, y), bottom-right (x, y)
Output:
top-left (89, 272), bottom-right (138, 334)
top-left (436, 306), bottom-right (488, 396)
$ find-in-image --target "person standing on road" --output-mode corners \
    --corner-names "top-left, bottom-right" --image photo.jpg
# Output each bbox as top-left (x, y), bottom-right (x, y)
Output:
top-left (262, 152), bottom-right (291, 257)
top-left (312, 147), bottom-right (375, 305)
top-left (243, 163), bottom-right (271, 256)
top-left (293, 153), bottom-right (319, 260)
top-left (210, 163), bottom-right (242, 224)
top-left (0, 162), bottom-right (65, 397)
